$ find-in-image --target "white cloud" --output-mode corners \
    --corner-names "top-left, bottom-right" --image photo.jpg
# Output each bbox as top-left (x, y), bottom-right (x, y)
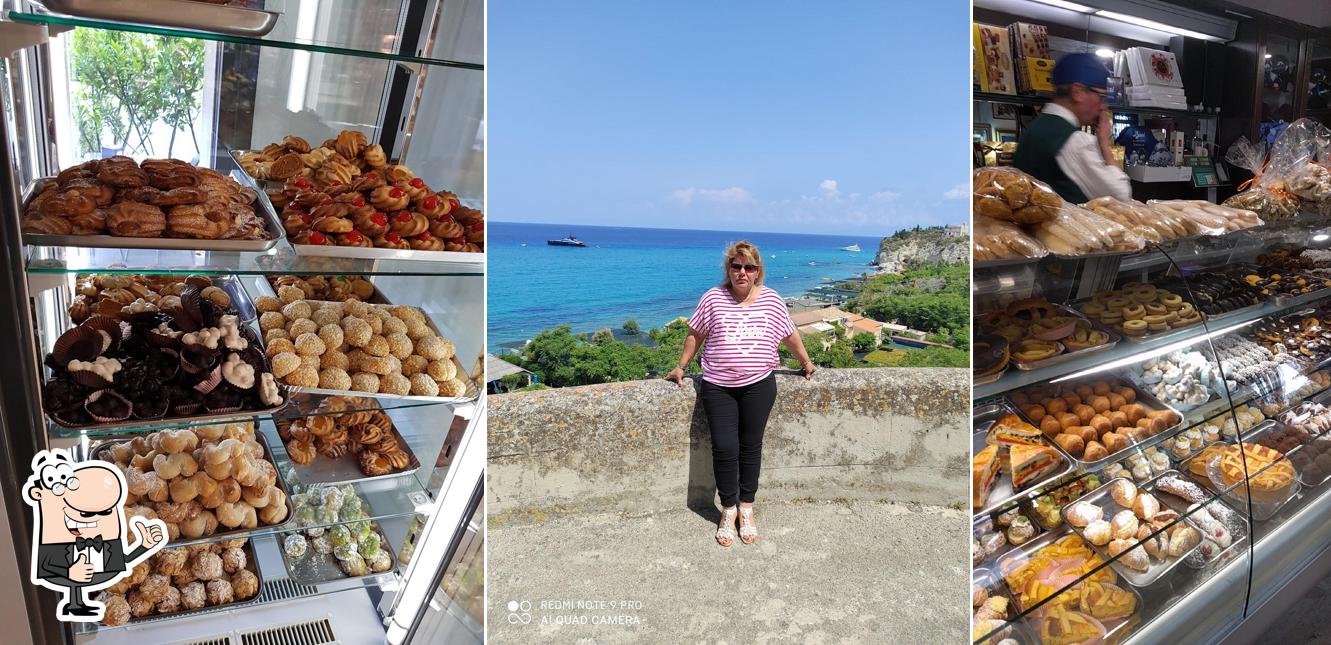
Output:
top-left (671, 186), bottom-right (755, 207)
top-left (943, 183), bottom-right (969, 200)
top-left (818, 179), bottom-right (839, 196)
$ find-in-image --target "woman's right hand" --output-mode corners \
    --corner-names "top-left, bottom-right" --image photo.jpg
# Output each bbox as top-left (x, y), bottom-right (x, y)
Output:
top-left (665, 367), bottom-right (686, 387)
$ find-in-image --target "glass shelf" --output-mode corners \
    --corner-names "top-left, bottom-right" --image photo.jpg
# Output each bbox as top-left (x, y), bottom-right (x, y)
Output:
top-left (47, 392), bottom-right (455, 439)
top-left (25, 244), bottom-right (484, 276)
top-left (974, 91), bottom-right (1218, 120)
top-left (8, 9), bottom-right (482, 70)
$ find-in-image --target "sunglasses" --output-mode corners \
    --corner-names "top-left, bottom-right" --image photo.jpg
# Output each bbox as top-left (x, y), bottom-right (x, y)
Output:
top-left (729, 262), bottom-right (760, 273)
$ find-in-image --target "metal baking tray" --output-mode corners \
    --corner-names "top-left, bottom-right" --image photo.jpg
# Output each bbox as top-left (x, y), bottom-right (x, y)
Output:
top-left (1013, 332), bottom-right (1120, 371)
top-left (1149, 471), bottom-right (1250, 568)
top-left (973, 369), bottom-right (1006, 387)
top-left (90, 431), bottom-right (296, 541)
top-left (973, 255), bottom-right (1042, 269)
top-left (262, 400), bottom-right (421, 486)
top-left (227, 153), bottom-right (484, 265)
top-left (1201, 300), bottom-right (1267, 324)
top-left (241, 292), bottom-right (478, 404)
top-left (973, 507), bottom-right (1045, 567)
top-left (227, 149), bottom-right (285, 193)
top-left (73, 272), bottom-right (258, 323)
top-left (976, 304), bottom-right (1120, 372)
top-left (1068, 296), bottom-right (1205, 345)
top-left (1019, 473), bottom-right (1106, 531)
top-left (971, 566), bottom-right (1037, 645)
top-left (1286, 432), bottom-right (1331, 487)
top-left (248, 274), bottom-right (391, 307)
top-left (973, 402), bottom-right (1073, 517)
top-left (32, 0), bottom-right (280, 37)
top-left (42, 280), bottom-right (288, 431)
top-left (280, 522), bottom-right (397, 585)
top-left (1200, 420), bottom-right (1302, 520)
top-left (994, 527), bottom-right (1143, 641)
top-left (1061, 476), bottom-right (1205, 587)
top-left (1012, 376), bottom-right (1186, 471)
top-left (96, 538), bottom-right (263, 627)
top-left (20, 175), bottom-right (286, 252)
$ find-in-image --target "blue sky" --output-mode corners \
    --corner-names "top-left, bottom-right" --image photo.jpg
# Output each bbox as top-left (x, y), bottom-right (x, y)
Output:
top-left (488, 2), bottom-right (970, 237)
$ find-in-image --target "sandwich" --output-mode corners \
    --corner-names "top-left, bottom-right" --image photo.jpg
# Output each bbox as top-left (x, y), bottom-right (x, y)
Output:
top-left (973, 444), bottom-right (999, 508)
top-left (1009, 443), bottom-right (1062, 490)
top-left (988, 414), bottom-right (1043, 447)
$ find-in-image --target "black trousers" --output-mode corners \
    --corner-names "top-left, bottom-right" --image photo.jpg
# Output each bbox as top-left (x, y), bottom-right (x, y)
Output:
top-left (699, 373), bottom-right (777, 507)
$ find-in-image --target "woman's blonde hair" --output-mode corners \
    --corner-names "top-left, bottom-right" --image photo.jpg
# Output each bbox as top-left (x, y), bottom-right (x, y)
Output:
top-left (721, 240), bottom-right (764, 288)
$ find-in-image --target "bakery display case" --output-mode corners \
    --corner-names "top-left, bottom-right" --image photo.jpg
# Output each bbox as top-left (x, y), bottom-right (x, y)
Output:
top-left (0, 1), bottom-right (484, 644)
top-left (973, 165), bottom-right (1331, 642)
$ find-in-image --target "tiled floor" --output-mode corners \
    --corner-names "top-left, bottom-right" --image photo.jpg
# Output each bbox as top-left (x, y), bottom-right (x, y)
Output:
top-left (1257, 576), bottom-right (1331, 643)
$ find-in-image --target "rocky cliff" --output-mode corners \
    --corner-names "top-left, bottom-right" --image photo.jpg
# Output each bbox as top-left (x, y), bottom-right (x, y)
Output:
top-left (874, 226), bottom-right (968, 273)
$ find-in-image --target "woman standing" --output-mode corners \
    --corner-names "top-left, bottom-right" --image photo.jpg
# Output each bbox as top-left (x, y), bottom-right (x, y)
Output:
top-left (666, 241), bottom-right (816, 547)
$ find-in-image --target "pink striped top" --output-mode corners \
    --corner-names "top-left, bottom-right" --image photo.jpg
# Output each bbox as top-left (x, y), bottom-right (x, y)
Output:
top-left (688, 286), bottom-right (796, 387)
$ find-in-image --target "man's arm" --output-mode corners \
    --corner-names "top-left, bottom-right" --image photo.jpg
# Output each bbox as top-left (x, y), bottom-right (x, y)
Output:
top-left (1056, 130), bottom-right (1132, 202)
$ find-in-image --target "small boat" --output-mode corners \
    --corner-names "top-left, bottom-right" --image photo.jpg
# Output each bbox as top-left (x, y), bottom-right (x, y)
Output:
top-left (841, 244), bottom-right (861, 252)
top-left (807, 261), bottom-right (816, 266)
top-left (520, 243), bottom-right (527, 247)
top-left (547, 235), bottom-right (586, 247)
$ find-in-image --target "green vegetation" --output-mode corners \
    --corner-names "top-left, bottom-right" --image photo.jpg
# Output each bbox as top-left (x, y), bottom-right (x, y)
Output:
top-left (71, 31), bottom-right (204, 157)
top-left (622, 318), bottom-right (640, 335)
top-left (864, 349), bottom-right (908, 366)
top-left (851, 331), bottom-right (877, 353)
top-left (844, 263), bottom-right (970, 356)
top-left (505, 322), bottom-right (693, 388)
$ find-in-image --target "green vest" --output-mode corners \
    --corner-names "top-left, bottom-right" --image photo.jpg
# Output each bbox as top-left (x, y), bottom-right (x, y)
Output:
top-left (1013, 112), bottom-right (1089, 204)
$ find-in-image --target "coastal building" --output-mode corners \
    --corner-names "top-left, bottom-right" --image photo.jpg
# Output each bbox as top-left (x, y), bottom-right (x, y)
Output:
top-left (943, 223), bottom-right (968, 238)
top-left (791, 307), bottom-right (898, 344)
top-left (487, 354), bottom-right (536, 393)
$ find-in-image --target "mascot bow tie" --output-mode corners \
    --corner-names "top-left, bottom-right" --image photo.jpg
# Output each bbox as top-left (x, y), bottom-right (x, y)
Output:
top-left (75, 536), bottom-right (104, 551)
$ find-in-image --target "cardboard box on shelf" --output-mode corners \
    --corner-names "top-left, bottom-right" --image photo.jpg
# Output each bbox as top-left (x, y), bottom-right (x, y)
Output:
top-left (974, 23), bottom-right (1016, 94)
top-left (1017, 57), bottom-right (1054, 94)
top-left (1008, 22), bottom-right (1051, 59)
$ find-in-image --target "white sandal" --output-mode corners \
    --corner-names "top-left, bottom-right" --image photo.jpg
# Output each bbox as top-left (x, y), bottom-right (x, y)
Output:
top-left (716, 506), bottom-right (737, 547)
top-left (738, 506), bottom-right (757, 544)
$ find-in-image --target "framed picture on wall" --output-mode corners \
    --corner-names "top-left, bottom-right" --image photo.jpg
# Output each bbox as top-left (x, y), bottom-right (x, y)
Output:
top-left (996, 129), bottom-right (1019, 143)
top-left (992, 103), bottom-right (1019, 120)
top-left (973, 123), bottom-right (994, 142)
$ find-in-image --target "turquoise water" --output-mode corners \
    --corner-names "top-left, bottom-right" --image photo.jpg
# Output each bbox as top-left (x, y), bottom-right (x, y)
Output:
top-left (488, 222), bottom-right (884, 351)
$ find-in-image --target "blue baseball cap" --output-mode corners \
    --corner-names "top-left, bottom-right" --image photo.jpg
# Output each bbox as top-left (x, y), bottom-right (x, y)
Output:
top-left (1051, 53), bottom-right (1110, 89)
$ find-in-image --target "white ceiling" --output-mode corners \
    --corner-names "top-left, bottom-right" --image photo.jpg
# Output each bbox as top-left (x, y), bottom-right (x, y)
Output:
top-left (1224, 0), bottom-right (1331, 28)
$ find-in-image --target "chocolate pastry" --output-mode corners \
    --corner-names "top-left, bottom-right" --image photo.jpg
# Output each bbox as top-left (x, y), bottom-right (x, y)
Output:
top-left (86, 389), bottom-right (132, 421)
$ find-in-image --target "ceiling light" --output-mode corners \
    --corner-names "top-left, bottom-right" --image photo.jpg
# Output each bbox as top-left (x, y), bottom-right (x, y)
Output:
top-left (1096, 9), bottom-right (1225, 41)
top-left (1265, 54), bottom-right (1273, 59)
top-left (1314, 234), bottom-right (1328, 242)
top-left (1095, 48), bottom-right (1115, 59)
top-left (1031, 0), bottom-right (1095, 12)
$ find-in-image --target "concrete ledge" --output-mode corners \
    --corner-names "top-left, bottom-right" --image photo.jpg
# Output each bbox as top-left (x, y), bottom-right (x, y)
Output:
top-left (489, 367), bottom-right (969, 519)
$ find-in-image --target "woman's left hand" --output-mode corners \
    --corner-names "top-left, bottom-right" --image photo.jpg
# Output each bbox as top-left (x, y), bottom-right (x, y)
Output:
top-left (801, 361), bottom-right (817, 380)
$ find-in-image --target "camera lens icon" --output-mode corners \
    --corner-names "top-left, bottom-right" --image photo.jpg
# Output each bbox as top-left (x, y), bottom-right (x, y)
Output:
top-left (506, 600), bottom-right (532, 624)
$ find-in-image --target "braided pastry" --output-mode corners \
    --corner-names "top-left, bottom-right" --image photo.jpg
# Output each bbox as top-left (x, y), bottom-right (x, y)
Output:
top-left (108, 202), bottom-right (168, 237)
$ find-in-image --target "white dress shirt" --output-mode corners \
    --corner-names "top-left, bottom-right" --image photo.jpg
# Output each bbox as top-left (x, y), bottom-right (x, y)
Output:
top-left (1043, 102), bottom-right (1132, 202)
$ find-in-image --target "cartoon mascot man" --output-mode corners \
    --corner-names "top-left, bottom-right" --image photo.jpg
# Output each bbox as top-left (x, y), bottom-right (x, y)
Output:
top-left (22, 449), bottom-right (166, 622)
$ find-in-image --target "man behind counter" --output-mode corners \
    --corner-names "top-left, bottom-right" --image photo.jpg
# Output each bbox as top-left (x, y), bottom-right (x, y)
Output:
top-left (1012, 52), bottom-right (1131, 203)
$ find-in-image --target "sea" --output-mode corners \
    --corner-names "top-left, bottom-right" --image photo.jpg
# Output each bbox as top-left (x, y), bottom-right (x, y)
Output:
top-left (488, 222), bottom-right (885, 352)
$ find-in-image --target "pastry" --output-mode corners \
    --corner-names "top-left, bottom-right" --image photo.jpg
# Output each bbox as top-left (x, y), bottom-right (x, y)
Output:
top-left (973, 444), bottom-right (998, 508)
top-left (1083, 519), bottom-right (1112, 546)
top-left (1065, 501), bottom-right (1102, 528)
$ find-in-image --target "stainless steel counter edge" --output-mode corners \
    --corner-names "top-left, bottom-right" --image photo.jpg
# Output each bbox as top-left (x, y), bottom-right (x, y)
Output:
top-left (1125, 477), bottom-right (1331, 643)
